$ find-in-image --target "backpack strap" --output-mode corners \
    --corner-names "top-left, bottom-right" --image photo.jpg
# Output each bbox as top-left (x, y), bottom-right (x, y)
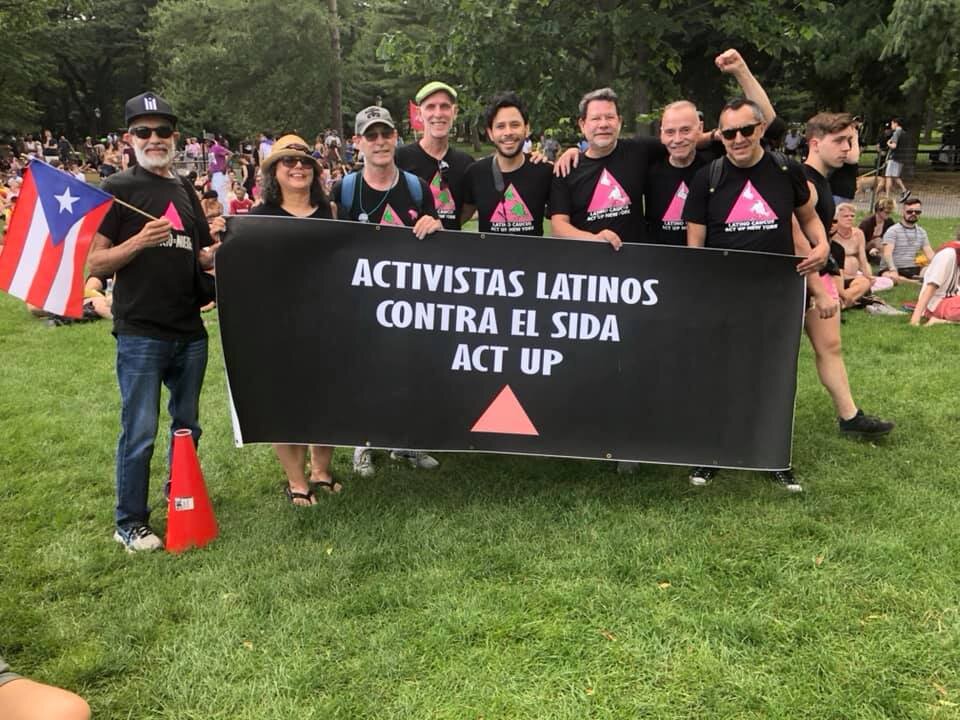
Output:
top-left (708, 157), bottom-right (724, 193)
top-left (342, 169), bottom-right (422, 217)
top-left (768, 150), bottom-right (789, 172)
top-left (402, 170), bottom-right (423, 211)
top-left (341, 170), bottom-right (360, 217)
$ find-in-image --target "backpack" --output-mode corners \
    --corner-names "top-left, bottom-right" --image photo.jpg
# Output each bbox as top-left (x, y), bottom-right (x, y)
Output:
top-left (708, 150), bottom-right (790, 194)
top-left (340, 169), bottom-right (424, 220)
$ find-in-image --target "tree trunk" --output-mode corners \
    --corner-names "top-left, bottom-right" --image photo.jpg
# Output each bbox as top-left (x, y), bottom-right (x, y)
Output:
top-left (632, 46), bottom-right (652, 136)
top-left (329, 0), bottom-right (343, 137)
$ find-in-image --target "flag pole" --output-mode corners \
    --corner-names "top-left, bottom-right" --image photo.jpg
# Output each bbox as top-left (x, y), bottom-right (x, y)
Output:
top-left (112, 197), bottom-right (160, 222)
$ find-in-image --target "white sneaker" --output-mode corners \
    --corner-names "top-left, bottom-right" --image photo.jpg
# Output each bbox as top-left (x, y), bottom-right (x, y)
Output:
top-left (114, 524), bottom-right (163, 553)
top-left (390, 450), bottom-right (439, 469)
top-left (353, 447), bottom-right (376, 477)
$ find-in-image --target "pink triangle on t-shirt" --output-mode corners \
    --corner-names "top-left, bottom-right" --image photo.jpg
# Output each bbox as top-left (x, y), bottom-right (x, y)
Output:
top-left (430, 172), bottom-right (456, 213)
top-left (379, 203), bottom-right (405, 226)
top-left (725, 180), bottom-right (777, 223)
top-left (587, 169), bottom-right (631, 213)
top-left (163, 201), bottom-right (185, 231)
top-left (490, 183), bottom-right (534, 223)
top-left (661, 181), bottom-right (689, 222)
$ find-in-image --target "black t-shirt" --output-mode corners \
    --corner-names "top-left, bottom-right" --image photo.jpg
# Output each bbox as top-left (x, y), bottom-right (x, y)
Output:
top-left (549, 136), bottom-right (664, 244)
top-left (248, 202), bottom-right (332, 219)
top-left (98, 166), bottom-right (214, 340)
top-left (803, 164), bottom-right (835, 231)
top-left (331, 171), bottom-right (436, 225)
top-left (829, 161), bottom-right (857, 200)
top-left (395, 142), bottom-right (474, 230)
top-left (644, 149), bottom-right (717, 246)
top-left (462, 157), bottom-right (553, 235)
top-left (683, 151), bottom-right (810, 255)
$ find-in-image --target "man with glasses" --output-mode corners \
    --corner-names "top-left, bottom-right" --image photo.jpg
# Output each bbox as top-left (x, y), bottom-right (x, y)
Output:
top-left (330, 106), bottom-right (444, 477)
top-left (683, 97), bottom-right (831, 493)
top-left (396, 81), bottom-right (474, 230)
top-left (88, 92), bottom-right (224, 552)
top-left (880, 196), bottom-right (933, 284)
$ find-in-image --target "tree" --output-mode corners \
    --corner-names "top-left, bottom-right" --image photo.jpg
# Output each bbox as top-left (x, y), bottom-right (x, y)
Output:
top-left (148, 0), bottom-right (339, 139)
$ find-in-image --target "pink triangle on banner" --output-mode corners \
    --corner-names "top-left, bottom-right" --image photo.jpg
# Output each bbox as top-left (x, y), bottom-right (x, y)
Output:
top-left (430, 173), bottom-right (456, 213)
top-left (725, 180), bottom-right (777, 223)
top-left (661, 181), bottom-right (689, 222)
top-left (163, 201), bottom-right (185, 231)
top-left (587, 169), bottom-right (631, 213)
top-left (471, 385), bottom-right (539, 436)
top-left (490, 183), bottom-right (534, 223)
top-left (379, 203), bottom-right (405, 226)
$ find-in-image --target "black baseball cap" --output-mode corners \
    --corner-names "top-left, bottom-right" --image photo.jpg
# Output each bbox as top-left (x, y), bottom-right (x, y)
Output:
top-left (124, 91), bottom-right (178, 126)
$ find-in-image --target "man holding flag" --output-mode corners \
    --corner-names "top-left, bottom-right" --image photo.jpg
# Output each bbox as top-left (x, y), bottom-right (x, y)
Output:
top-left (87, 91), bottom-right (223, 552)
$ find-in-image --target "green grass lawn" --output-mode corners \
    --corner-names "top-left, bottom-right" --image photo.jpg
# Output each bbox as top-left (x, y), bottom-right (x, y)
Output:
top-left (2, 236), bottom-right (960, 719)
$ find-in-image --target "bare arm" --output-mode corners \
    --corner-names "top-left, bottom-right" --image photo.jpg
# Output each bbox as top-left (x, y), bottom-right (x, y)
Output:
top-left (87, 219), bottom-right (172, 276)
top-left (847, 131), bottom-right (861, 164)
top-left (854, 228), bottom-right (872, 279)
top-left (716, 49), bottom-right (776, 123)
top-left (459, 203), bottom-right (477, 227)
top-left (550, 213), bottom-right (621, 249)
top-left (911, 282), bottom-right (938, 325)
top-left (686, 221), bottom-right (706, 248)
top-left (923, 241), bottom-right (935, 261)
top-left (795, 192), bottom-right (829, 273)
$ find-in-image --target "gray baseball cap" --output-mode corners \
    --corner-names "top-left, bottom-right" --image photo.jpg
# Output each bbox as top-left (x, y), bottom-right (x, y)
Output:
top-left (355, 106), bottom-right (396, 136)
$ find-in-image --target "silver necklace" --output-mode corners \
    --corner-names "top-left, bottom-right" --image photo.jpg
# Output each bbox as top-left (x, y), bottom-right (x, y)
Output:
top-left (358, 168), bottom-right (399, 223)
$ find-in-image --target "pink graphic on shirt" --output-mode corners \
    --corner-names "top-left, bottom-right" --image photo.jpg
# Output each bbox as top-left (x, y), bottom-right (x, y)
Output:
top-left (661, 181), bottom-right (689, 222)
top-left (379, 204), bottom-right (405, 226)
top-left (163, 201), bottom-right (185, 231)
top-left (725, 181), bottom-right (777, 223)
top-left (587, 169), bottom-right (631, 213)
top-left (490, 183), bottom-right (534, 224)
top-left (430, 173), bottom-right (456, 214)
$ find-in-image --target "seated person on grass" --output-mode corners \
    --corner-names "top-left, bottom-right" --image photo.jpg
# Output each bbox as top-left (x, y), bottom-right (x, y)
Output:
top-left (0, 654), bottom-right (90, 720)
top-left (909, 236), bottom-right (960, 326)
top-left (880, 197), bottom-right (933, 284)
top-left (832, 203), bottom-right (892, 306)
top-left (859, 197), bottom-right (895, 264)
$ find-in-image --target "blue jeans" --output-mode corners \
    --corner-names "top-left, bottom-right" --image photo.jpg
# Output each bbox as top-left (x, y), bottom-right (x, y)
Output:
top-left (115, 335), bottom-right (208, 528)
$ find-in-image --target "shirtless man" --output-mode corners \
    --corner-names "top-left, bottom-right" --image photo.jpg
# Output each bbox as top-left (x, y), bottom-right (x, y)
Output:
top-left (832, 202), bottom-right (876, 306)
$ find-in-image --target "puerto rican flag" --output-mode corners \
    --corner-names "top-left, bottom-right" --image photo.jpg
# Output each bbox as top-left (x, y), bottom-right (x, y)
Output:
top-left (0, 161), bottom-right (113, 317)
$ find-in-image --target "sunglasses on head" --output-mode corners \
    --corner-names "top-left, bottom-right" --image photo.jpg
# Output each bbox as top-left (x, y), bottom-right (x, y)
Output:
top-left (719, 123), bottom-right (760, 141)
top-left (363, 127), bottom-right (396, 141)
top-left (130, 125), bottom-right (175, 139)
top-left (278, 156), bottom-right (313, 168)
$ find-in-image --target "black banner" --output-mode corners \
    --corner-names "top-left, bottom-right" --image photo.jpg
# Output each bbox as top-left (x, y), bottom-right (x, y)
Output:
top-left (217, 217), bottom-right (805, 470)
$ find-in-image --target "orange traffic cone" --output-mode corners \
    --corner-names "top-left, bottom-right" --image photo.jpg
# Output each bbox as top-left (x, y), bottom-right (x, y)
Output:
top-left (165, 428), bottom-right (219, 553)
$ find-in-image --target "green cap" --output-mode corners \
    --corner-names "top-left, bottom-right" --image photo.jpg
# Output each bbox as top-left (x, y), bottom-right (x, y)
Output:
top-left (414, 81), bottom-right (458, 104)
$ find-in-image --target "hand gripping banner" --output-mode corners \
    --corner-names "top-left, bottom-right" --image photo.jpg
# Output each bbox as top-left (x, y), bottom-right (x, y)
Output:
top-left (217, 217), bottom-right (805, 471)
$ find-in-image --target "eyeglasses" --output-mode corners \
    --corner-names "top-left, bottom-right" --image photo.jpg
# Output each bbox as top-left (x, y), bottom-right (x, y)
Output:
top-left (903, 209), bottom-right (922, 215)
top-left (363, 128), bottom-right (396, 141)
top-left (130, 125), bottom-right (174, 139)
top-left (719, 123), bottom-right (760, 141)
top-left (279, 156), bottom-right (313, 169)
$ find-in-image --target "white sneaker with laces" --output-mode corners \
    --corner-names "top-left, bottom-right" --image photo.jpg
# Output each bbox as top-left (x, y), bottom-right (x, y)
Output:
top-left (114, 524), bottom-right (163, 553)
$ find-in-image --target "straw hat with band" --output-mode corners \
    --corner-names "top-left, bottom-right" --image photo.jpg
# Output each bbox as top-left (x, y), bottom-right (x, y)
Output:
top-left (261, 134), bottom-right (319, 172)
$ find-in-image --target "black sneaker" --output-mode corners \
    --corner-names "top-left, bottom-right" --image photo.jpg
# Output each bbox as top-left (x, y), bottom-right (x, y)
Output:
top-left (838, 409), bottom-right (895, 439)
top-left (770, 468), bottom-right (803, 493)
top-left (899, 190), bottom-right (912, 204)
top-left (689, 466), bottom-right (718, 487)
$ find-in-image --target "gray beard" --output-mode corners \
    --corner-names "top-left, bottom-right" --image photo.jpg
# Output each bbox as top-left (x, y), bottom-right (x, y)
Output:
top-left (133, 144), bottom-right (173, 171)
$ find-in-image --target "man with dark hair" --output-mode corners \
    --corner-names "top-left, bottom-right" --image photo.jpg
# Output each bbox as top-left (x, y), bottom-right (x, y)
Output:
top-left (683, 97), bottom-right (833, 493)
top-left (880, 196), bottom-right (933, 283)
top-left (879, 117), bottom-right (910, 202)
top-left (88, 91), bottom-right (224, 551)
top-left (396, 81), bottom-right (474, 229)
top-left (803, 111), bottom-right (896, 441)
top-left (460, 92), bottom-right (553, 236)
top-left (549, 87), bottom-right (656, 248)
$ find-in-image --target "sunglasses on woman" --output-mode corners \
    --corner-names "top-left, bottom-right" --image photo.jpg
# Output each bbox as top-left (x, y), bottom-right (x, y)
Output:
top-left (279, 156), bottom-right (313, 169)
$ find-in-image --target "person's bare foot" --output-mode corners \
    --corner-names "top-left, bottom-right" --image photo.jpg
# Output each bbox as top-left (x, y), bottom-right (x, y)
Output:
top-left (310, 471), bottom-right (343, 494)
top-left (924, 316), bottom-right (952, 327)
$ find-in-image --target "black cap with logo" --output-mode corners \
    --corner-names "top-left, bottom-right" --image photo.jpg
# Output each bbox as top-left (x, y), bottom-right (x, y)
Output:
top-left (124, 92), bottom-right (178, 127)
